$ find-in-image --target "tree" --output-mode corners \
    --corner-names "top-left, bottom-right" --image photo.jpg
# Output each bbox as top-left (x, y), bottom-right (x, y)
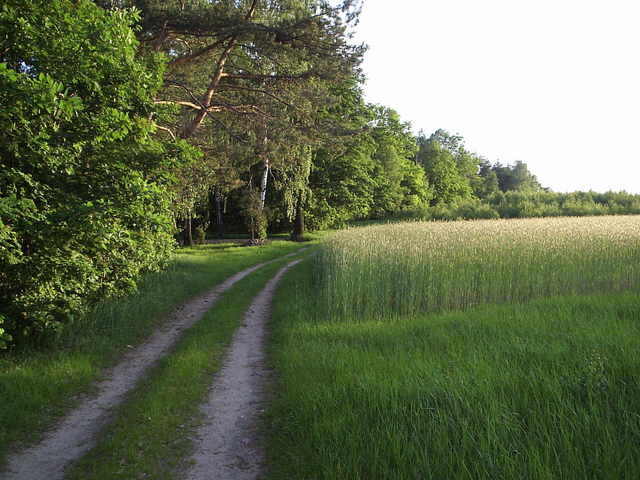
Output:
top-left (416, 134), bottom-right (473, 205)
top-left (303, 79), bottom-right (374, 228)
top-left (473, 159), bottom-right (501, 199)
top-left (0, 0), bottom-right (193, 346)
top-left (116, 0), bottom-right (365, 239)
top-left (367, 107), bottom-right (430, 217)
top-left (304, 86), bottom-right (432, 227)
top-left (492, 160), bottom-right (542, 192)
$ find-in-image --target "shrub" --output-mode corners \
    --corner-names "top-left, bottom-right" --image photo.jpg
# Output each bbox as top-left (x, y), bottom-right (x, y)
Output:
top-left (0, 315), bottom-right (11, 349)
top-left (0, 1), bottom-right (192, 346)
top-left (194, 226), bottom-right (207, 245)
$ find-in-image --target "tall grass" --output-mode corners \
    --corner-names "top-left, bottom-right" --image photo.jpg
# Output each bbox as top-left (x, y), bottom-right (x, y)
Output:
top-left (267, 261), bottom-right (640, 479)
top-left (266, 218), bottom-right (640, 479)
top-left (318, 216), bottom-right (640, 319)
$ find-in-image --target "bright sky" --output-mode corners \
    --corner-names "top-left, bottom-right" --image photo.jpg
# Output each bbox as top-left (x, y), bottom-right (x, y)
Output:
top-left (353, 0), bottom-right (640, 193)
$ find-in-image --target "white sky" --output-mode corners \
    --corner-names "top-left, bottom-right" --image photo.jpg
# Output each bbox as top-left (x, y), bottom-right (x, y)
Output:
top-left (353, 0), bottom-right (640, 193)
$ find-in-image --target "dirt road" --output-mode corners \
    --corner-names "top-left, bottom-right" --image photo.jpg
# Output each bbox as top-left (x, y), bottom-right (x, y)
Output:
top-left (2, 251), bottom-right (304, 480)
top-left (184, 259), bottom-right (302, 480)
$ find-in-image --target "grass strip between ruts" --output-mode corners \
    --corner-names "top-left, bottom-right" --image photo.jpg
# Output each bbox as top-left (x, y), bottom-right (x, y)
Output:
top-left (65, 250), bottom-right (309, 480)
top-left (0, 239), bottom-right (317, 466)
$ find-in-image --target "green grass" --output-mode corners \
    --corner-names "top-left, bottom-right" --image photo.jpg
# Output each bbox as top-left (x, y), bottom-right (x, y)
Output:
top-left (0, 239), bottom-right (314, 465)
top-left (65, 252), bottom-right (310, 479)
top-left (267, 261), bottom-right (640, 479)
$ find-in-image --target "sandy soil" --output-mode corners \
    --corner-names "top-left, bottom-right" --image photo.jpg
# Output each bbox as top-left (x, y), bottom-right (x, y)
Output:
top-left (184, 258), bottom-right (302, 480)
top-left (2, 251), bottom-right (304, 480)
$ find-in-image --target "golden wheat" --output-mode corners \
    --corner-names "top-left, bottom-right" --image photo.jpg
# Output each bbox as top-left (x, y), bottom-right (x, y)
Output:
top-left (317, 216), bottom-right (640, 319)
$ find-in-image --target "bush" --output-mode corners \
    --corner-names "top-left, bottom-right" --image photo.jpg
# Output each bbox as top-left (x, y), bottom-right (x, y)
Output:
top-left (453, 200), bottom-right (500, 220)
top-left (242, 191), bottom-right (268, 240)
top-left (194, 226), bottom-right (207, 244)
top-left (0, 1), bottom-right (192, 347)
top-left (0, 315), bottom-right (11, 349)
top-left (428, 200), bottom-right (499, 221)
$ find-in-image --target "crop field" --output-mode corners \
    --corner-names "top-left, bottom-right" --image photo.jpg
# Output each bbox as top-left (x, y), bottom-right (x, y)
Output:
top-left (267, 216), bottom-right (640, 479)
top-left (318, 216), bottom-right (640, 320)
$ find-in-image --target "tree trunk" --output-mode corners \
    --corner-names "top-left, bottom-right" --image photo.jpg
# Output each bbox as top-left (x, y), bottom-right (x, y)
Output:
top-left (291, 190), bottom-right (305, 241)
top-left (260, 158), bottom-right (269, 209)
top-left (214, 189), bottom-right (225, 239)
top-left (183, 215), bottom-right (193, 246)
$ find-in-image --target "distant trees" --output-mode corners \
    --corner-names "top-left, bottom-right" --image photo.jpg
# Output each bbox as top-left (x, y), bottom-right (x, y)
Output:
top-left (491, 160), bottom-right (543, 193)
top-left (368, 107), bottom-right (430, 217)
top-left (487, 190), bottom-right (640, 219)
top-left (473, 160), bottom-right (501, 198)
top-left (303, 88), bottom-right (431, 228)
top-left (415, 128), bottom-right (544, 207)
top-left (416, 129), bottom-right (475, 205)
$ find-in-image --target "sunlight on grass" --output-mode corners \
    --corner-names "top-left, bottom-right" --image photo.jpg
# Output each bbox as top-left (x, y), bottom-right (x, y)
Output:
top-left (267, 218), bottom-right (640, 479)
top-left (318, 216), bottom-right (640, 319)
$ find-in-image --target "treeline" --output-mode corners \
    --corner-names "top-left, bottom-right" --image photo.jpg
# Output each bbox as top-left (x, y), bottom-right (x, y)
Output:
top-left (0, 0), bottom-right (366, 346)
top-left (402, 130), bottom-right (640, 221)
top-left (1, 0), bottom-right (638, 347)
top-left (408, 191), bottom-right (640, 222)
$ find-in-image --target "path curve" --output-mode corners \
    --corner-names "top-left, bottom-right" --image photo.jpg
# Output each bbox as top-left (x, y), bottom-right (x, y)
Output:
top-left (2, 249), bottom-right (306, 480)
top-left (184, 258), bottom-right (303, 480)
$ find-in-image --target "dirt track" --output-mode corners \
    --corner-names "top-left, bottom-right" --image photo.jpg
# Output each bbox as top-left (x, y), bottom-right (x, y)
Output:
top-left (2, 250), bottom-right (304, 480)
top-left (184, 258), bottom-right (302, 480)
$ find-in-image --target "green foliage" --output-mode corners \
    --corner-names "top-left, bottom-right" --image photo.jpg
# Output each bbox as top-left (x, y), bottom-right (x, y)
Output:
top-left (242, 190), bottom-right (268, 240)
top-left (307, 145), bottom-right (376, 229)
top-left (417, 135), bottom-right (474, 205)
top-left (472, 159), bottom-right (501, 198)
top-left (123, 0), bottom-right (365, 235)
top-left (0, 0), bottom-right (191, 346)
top-left (194, 226), bottom-right (206, 244)
top-left (367, 107), bottom-right (430, 218)
top-left (492, 160), bottom-right (543, 192)
top-left (487, 190), bottom-right (640, 218)
top-left (307, 98), bottom-right (431, 228)
top-left (0, 315), bottom-right (10, 349)
top-left (305, 82), bottom-right (377, 229)
top-left (390, 190), bottom-right (640, 223)
top-left (428, 199), bottom-right (500, 221)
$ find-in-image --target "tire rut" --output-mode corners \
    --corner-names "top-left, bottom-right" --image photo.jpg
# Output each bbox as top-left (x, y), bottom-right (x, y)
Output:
top-left (184, 258), bottom-right (303, 480)
top-left (2, 249), bottom-right (306, 480)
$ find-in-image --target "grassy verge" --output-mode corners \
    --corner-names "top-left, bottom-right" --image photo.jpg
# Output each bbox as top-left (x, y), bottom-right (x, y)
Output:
top-left (0, 238), bottom-right (316, 464)
top-left (266, 261), bottom-right (640, 479)
top-left (65, 250), bottom-right (309, 479)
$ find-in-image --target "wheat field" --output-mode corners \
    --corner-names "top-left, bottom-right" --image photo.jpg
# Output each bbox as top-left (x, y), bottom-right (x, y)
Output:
top-left (317, 216), bottom-right (640, 320)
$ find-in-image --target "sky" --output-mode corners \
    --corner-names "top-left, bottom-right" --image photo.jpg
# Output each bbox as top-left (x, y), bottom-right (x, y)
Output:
top-left (352, 0), bottom-right (640, 193)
